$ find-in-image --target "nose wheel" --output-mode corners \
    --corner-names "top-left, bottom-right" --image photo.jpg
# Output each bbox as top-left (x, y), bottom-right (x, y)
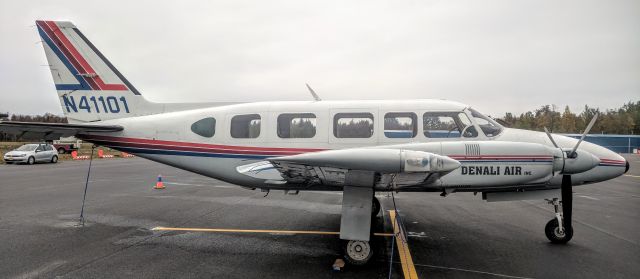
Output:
top-left (344, 240), bottom-right (373, 265)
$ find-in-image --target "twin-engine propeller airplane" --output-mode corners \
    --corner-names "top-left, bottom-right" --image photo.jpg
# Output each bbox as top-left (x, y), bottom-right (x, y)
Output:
top-left (0, 20), bottom-right (630, 265)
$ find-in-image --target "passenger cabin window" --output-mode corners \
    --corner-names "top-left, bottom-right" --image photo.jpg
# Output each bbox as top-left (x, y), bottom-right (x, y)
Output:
top-left (45, 145), bottom-right (54, 151)
top-left (191, 117), bottom-right (216, 138)
top-left (231, 114), bottom-right (261, 138)
top-left (334, 113), bottom-right (374, 138)
top-left (469, 108), bottom-right (503, 137)
top-left (278, 113), bottom-right (317, 138)
top-left (423, 112), bottom-right (478, 138)
top-left (384, 112), bottom-right (417, 138)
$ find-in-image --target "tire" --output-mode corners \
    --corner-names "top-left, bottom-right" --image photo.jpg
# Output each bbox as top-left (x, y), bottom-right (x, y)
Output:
top-left (545, 218), bottom-right (573, 244)
top-left (51, 155), bottom-right (58, 163)
top-left (372, 197), bottom-right (381, 217)
top-left (27, 156), bottom-right (35, 165)
top-left (344, 240), bottom-right (373, 266)
top-left (58, 148), bottom-right (66, 154)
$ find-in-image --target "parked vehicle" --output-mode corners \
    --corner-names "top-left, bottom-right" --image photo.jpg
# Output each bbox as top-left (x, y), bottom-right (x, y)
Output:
top-left (3, 143), bottom-right (58, 164)
top-left (53, 143), bottom-right (78, 154)
top-left (52, 137), bottom-right (81, 154)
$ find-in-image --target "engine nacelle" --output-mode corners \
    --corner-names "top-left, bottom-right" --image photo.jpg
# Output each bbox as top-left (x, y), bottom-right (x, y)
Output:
top-left (556, 149), bottom-right (601, 174)
top-left (270, 148), bottom-right (460, 173)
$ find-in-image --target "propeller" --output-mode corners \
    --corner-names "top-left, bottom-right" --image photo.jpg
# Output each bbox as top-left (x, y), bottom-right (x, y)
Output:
top-left (543, 127), bottom-right (559, 148)
top-left (544, 113), bottom-right (599, 238)
top-left (569, 113), bottom-right (598, 158)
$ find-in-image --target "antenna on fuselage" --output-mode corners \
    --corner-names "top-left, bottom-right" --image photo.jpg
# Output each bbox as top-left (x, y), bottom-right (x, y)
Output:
top-left (305, 83), bottom-right (321, 101)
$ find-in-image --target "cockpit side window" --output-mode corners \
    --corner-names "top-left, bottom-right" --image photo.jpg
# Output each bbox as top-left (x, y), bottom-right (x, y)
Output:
top-left (423, 112), bottom-right (478, 138)
top-left (191, 117), bottom-right (216, 138)
top-left (468, 108), bottom-right (503, 137)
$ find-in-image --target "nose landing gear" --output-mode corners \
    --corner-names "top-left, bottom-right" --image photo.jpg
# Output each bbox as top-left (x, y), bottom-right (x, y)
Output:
top-left (544, 198), bottom-right (573, 243)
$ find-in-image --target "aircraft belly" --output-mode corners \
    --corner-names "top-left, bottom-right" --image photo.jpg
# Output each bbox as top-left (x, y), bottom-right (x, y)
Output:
top-left (126, 153), bottom-right (268, 188)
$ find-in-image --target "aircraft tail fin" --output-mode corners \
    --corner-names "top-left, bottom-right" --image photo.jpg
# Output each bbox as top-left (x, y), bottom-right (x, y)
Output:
top-left (37, 20), bottom-right (162, 123)
top-left (37, 20), bottom-right (241, 123)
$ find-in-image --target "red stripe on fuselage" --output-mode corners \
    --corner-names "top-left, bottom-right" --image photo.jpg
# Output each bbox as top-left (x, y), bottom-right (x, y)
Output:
top-left (80, 135), bottom-right (572, 161)
top-left (80, 135), bottom-right (327, 155)
top-left (448, 155), bottom-right (553, 160)
top-left (600, 159), bottom-right (626, 163)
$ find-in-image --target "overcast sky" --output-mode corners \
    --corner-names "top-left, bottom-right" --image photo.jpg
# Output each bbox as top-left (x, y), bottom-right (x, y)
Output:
top-left (0, 0), bottom-right (638, 117)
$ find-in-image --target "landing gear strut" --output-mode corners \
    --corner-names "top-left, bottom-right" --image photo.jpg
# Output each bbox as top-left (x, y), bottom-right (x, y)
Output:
top-left (344, 240), bottom-right (373, 265)
top-left (372, 196), bottom-right (381, 217)
top-left (544, 198), bottom-right (573, 243)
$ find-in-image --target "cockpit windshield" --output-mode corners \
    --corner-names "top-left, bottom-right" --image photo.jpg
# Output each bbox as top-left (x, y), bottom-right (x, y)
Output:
top-left (468, 108), bottom-right (503, 137)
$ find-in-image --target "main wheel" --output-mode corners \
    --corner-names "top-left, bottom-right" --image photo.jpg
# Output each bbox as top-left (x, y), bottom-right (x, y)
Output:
top-left (51, 155), bottom-right (58, 163)
top-left (27, 156), bottom-right (35, 165)
top-left (372, 197), bottom-right (381, 217)
top-left (58, 148), bottom-right (66, 154)
top-left (344, 240), bottom-right (373, 265)
top-left (545, 218), bottom-right (573, 244)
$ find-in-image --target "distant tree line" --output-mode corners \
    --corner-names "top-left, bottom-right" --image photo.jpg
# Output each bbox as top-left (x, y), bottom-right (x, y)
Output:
top-left (497, 101), bottom-right (639, 134)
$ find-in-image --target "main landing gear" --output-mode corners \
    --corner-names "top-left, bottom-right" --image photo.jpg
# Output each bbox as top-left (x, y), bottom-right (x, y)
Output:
top-left (344, 240), bottom-right (373, 265)
top-left (342, 196), bottom-right (382, 265)
top-left (545, 198), bottom-right (573, 243)
top-left (344, 196), bottom-right (380, 265)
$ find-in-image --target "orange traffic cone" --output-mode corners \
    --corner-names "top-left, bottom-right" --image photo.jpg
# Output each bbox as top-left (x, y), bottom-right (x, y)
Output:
top-left (154, 174), bottom-right (165, 189)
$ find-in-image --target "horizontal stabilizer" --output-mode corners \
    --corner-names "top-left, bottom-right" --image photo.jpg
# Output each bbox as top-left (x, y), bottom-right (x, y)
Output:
top-left (0, 121), bottom-right (123, 140)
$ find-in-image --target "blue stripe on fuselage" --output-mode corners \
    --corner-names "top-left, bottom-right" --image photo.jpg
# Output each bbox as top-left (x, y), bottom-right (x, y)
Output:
top-left (109, 145), bottom-right (554, 163)
top-left (112, 146), bottom-right (271, 159)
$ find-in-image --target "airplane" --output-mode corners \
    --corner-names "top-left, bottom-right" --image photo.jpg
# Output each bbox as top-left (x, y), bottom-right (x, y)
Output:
top-left (0, 20), bottom-right (630, 265)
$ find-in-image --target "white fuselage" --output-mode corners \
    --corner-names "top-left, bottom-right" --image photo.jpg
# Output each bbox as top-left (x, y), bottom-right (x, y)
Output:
top-left (79, 99), bottom-right (627, 191)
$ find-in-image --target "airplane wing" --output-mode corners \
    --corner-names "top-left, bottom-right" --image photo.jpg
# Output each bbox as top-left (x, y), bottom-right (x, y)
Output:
top-left (237, 148), bottom-right (461, 189)
top-left (0, 121), bottom-right (123, 140)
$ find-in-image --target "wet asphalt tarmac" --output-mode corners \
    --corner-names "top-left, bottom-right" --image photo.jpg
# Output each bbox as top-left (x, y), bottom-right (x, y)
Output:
top-left (0, 155), bottom-right (638, 278)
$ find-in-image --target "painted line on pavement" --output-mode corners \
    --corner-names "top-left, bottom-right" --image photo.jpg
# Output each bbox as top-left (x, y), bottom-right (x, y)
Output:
top-left (151, 226), bottom-right (393, 236)
top-left (389, 210), bottom-right (419, 279)
top-left (407, 262), bottom-right (533, 279)
top-left (578, 195), bottom-right (600, 201)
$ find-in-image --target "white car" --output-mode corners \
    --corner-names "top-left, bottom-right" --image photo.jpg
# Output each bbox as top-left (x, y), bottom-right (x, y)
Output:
top-left (3, 143), bottom-right (58, 165)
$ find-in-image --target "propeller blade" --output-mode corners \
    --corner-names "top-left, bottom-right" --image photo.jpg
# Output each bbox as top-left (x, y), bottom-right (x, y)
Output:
top-left (543, 127), bottom-right (559, 148)
top-left (570, 113), bottom-right (598, 157)
top-left (561, 175), bottom-right (572, 229)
